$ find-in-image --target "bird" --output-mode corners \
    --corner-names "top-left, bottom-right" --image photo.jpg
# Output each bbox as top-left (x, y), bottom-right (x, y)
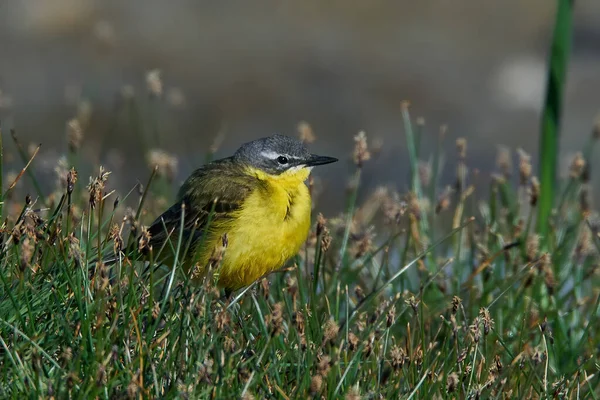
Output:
top-left (143, 134), bottom-right (337, 294)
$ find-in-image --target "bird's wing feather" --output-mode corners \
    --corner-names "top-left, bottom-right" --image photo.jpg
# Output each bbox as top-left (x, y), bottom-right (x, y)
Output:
top-left (147, 158), bottom-right (257, 252)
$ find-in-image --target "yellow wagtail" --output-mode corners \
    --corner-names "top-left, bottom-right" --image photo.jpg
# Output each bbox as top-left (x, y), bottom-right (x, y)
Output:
top-left (144, 134), bottom-right (337, 294)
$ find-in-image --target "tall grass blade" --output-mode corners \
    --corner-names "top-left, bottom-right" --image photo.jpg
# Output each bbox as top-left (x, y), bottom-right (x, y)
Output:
top-left (537, 0), bottom-right (574, 241)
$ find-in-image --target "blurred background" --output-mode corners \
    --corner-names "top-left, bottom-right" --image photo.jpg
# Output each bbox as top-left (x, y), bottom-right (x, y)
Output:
top-left (0, 1), bottom-right (599, 212)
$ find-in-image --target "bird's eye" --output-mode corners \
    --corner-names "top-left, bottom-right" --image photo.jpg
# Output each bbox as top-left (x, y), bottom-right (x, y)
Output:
top-left (277, 156), bottom-right (288, 164)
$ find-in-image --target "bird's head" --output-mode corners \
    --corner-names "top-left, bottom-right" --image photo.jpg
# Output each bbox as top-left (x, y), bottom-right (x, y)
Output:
top-left (234, 134), bottom-right (337, 182)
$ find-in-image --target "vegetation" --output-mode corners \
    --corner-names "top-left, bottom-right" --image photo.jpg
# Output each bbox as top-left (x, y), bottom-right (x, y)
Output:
top-left (1, 1), bottom-right (599, 398)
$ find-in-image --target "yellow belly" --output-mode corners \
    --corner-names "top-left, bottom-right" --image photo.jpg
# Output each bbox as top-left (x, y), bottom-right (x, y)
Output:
top-left (198, 180), bottom-right (312, 291)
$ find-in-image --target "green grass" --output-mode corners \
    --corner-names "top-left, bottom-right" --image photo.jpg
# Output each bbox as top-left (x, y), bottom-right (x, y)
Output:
top-left (1, 118), bottom-right (599, 398)
top-left (537, 0), bottom-right (574, 243)
top-left (1, 2), bottom-right (599, 398)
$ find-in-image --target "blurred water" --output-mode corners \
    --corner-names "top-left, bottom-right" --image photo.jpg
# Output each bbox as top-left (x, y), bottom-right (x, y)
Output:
top-left (0, 1), bottom-right (599, 212)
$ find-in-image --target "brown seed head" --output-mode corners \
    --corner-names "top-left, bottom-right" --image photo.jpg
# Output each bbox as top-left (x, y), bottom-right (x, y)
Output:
top-left (310, 374), bottom-right (323, 394)
top-left (526, 234), bottom-right (539, 262)
top-left (479, 307), bottom-right (494, 335)
top-left (87, 166), bottom-right (110, 209)
top-left (215, 309), bottom-right (231, 332)
top-left (529, 176), bottom-right (540, 206)
top-left (436, 186), bottom-right (453, 214)
top-left (386, 305), bottom-right (396, 327)
top-left (390, 345), bottom-right (406, 370)
top-left (266, 302), bottom-right (285, 336)
top-left (446, 372), bottom-right (459, 393)
top-left (67, 168), bottom-right (78, 195)
top-left (138, 227), bottom-right (152, 254)
top-left (353, 131), bottom-right (371, 167)
top-left (147, 149), bottom-right (178, 182)
top-left (451, 296), bottom-right (462, 315)
top-left (347, 332), bottom-right (359, 351)
top-left (109, 224), bottom-right (123, 255)
top-left (517, 148), bottom-right (532, 185)
top-left (66, 119), bottom-right (83, 153)
top-left (293, 311), bottom-right (306, 335)
top-left (323, 319), bottom-right (339, 343)
top-left (298, 121), bottom-right (316, 144)
top-left (345, 386), bottom-right (361, 400)
top-left (316, 354), bottom-right (331, 377)
top-left (569, 152), bottom-right (586, 180)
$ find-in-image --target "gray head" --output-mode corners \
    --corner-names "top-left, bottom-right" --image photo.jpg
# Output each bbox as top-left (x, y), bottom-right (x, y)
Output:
top-left (233, 134), bottom-right (337, 174)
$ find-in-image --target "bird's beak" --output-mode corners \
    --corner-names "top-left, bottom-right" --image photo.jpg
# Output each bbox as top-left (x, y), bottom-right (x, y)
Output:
top-left (305, 154), bottom-right (338, 167)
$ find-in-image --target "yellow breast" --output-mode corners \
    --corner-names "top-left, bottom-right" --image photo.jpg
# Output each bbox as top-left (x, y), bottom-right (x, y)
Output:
top-left (213, 167), bottom-right (312, 290)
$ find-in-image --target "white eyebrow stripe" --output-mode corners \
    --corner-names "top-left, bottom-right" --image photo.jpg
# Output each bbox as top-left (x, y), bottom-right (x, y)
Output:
top-left (260, 150), bottom-right (280, 159)
top-left (260, 151), bottom-right (302, 160)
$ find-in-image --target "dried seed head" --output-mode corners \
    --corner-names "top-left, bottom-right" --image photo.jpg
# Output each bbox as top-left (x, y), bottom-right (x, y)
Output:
top-left (298, 121), bottom-right (316, 144)
top-left (323, 319), bottom-right (339, 343)
top-left (347, 332), bottom-right (359, 351)
top-left (259, 278), bottom-right (270, 299)
top-left (469, 318), bottom-right (481, 343)
top-left (446, 372), bottom-right (459, 393)
top-left (146, 69), bottom-right (163, 97)
top-left (479, 307), bottom-right (494, 335)
top-left (386, 305), bottom-right (396, 328)
top-left (350, 228), bottom-right (374, 259)
top-left (310, 374), bottom-right (323, 394)
top-left (138, 227), bottom-right (152, 255)
top-left (354, 285), bottom-right (365, 302)
top-left (127, 374), bottom-right (139, 399)
top-left (569, 152), bottom-right (586, 180)
top-left (451, 296), bottom-right (462, 314)
top-left (66, 118), bottom-right (83, 153)
top-left (345, 386), bottom-right (361, 400)
top-left (496, 145), bottom-right (512, 178)
top-left (436, 186), bottom-right (453, 214)
top-left (316, 355), bottom-right (331, 377)
top-left (293, 311), bottom-right (305, 335)
top-left (517, 148), bottom-right (532, 185)
top-left (215, 309), bottom-right (231, 331)
top-left (407, 192), bottom-right (421, 220)
top-left (542, 255), bottom-right (555, 295)
top-left (67, 168), bottom-right (78, 195)
top-left (266, 302), bottom-right (284, 336)
top-left (316, 213), bottom-right (327, 237)
top-left (240, 392), bottom-right (255, 400)
top-left (529, 176), bottom-right (540, 206)
top-left (147, 149), bottom-right (178, 182)
top-left (87, 166), bottom-right (110, 209)
top-left (353, 131), bottom-right (371, 167)
top-left (526, 234), bottom-right (539, 262)
top-left (405, 295), bottom-right (419, 313)
top-left (109, 224), bottom-right (124, 255)
top-left (20, 237), bottom-right (33, 271)
top-left (389, 345), bottom-right (406, 370)
top-left (320, 227), bottom-right (332, 252)
top-left (381, 189), bottom-right (407, 225)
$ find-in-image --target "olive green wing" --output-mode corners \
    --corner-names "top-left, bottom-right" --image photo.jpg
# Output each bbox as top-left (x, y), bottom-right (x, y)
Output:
top-left (147, 158), bottom-right (257, 256)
